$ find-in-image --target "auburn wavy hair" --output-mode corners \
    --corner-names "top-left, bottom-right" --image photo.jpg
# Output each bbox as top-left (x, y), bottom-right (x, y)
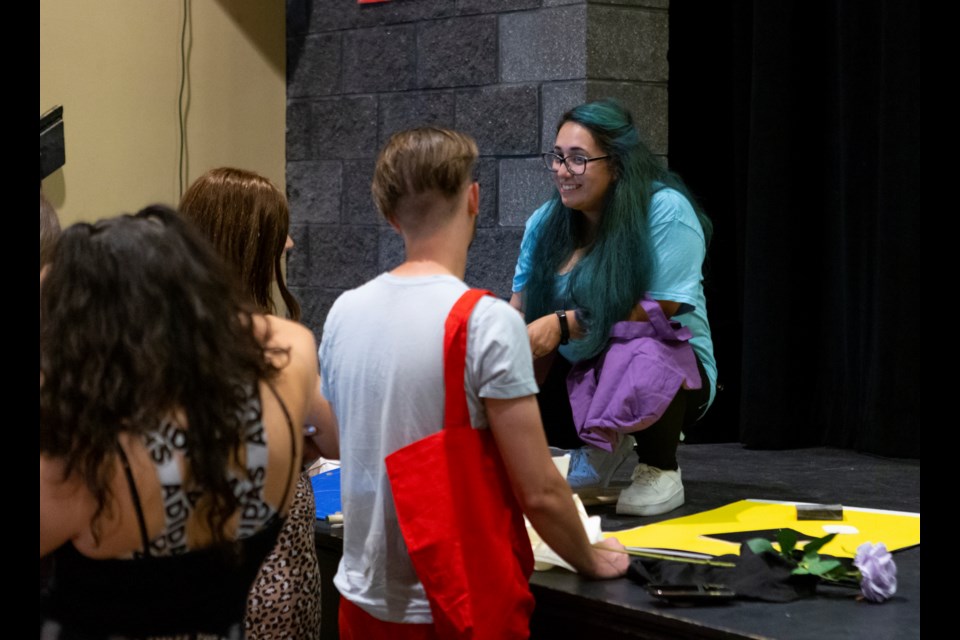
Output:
top-left (180, 167), bottom-right (301, 320)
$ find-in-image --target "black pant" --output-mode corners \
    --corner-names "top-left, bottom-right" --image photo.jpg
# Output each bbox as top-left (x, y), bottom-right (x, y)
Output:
top-left (536, 353), bottom-right (711, 471)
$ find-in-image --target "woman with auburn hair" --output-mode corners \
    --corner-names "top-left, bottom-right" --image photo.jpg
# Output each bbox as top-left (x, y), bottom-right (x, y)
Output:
top-left (40, 207), bottom-right (332, 639)
top-left (180, 167), bottom-right (300, 320)
top-left (181, 167), bottom-right (333, 640)
top-left (512, 99), bottom-right (716, 517)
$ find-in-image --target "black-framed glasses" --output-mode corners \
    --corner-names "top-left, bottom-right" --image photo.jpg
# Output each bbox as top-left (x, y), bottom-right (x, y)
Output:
top-left (541, 152), bottom-right (610, 175)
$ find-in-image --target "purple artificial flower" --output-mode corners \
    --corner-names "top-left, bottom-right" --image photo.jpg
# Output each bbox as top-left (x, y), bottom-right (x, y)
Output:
top-left (853, 541), bottom-right (898, 603)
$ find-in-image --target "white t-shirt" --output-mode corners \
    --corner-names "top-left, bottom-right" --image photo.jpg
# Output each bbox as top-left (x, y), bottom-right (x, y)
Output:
top-left (319, 273), bottom-right (538, 623)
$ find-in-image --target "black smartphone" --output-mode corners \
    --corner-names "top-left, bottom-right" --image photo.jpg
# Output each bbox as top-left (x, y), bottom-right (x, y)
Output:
top-left (644, 583), bottom-right (736, 604)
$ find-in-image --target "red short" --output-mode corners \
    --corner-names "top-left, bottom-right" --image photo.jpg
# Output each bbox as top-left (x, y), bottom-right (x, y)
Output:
top-left (338, 596), bottom-right (440, 640)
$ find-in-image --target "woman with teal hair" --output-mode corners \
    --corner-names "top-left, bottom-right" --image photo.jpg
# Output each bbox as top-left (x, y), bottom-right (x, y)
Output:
top-left (510, 99), bottom-right (716, 517)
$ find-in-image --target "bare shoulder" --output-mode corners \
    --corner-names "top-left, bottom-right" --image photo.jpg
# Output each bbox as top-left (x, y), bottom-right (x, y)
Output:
top-left (40, 454), bottom-right (69, 490)
top-left (255, 314), bottom-right (317, 355)
top-left (258, 315), bottom-right (320, 410)
top-left (40, 454), bottom-right (93, 556)
top-left (40, 455), bottom-right (95, 515)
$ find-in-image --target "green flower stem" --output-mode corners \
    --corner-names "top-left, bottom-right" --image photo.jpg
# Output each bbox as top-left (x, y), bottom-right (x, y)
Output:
top-left (819, 575), bottom-right (862, 589)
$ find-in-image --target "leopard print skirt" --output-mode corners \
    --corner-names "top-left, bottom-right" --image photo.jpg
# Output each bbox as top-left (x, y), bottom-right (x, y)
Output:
top-left (245, 473), bottom-right (322, 640)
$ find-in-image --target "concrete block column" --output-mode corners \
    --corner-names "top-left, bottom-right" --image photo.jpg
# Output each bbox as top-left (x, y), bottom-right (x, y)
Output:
top-left (286, 0), bottom-right (670, 338)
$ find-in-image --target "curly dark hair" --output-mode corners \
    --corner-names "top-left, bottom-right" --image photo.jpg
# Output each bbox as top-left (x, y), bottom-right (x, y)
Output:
top-left (40, 205), bottom-right (284, 545)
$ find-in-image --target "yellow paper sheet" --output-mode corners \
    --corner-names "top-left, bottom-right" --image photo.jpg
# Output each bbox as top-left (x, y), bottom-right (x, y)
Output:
top-left (604, 499), bottom-right (920, 558)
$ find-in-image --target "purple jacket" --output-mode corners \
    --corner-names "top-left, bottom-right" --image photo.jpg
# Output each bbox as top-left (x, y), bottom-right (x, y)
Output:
top-left (566, 298), bottom-right (702, 452)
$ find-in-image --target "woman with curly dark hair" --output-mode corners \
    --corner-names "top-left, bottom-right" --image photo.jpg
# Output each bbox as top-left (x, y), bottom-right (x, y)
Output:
top-left (39, 206), bottom-right (332, 639)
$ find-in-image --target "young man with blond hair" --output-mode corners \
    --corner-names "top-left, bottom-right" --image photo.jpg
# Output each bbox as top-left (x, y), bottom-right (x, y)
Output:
top-left (319, 127), bottom-right (628, 639)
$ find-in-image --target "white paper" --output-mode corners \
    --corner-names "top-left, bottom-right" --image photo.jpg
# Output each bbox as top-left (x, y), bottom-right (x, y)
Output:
top-left (526, 493), bottom-right (603, 572)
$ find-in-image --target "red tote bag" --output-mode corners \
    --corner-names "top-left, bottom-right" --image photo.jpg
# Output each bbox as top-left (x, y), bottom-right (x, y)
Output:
top-left (384, 289), bottom-right (535, 640)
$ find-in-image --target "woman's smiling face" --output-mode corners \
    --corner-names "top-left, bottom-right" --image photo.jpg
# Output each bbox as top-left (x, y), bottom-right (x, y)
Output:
top-left (552, 121), bottom-right (614, 224)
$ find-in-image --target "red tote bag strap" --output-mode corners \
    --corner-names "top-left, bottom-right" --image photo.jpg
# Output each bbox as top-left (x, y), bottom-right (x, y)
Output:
top-left (443, 289), bottom-right (494, 430)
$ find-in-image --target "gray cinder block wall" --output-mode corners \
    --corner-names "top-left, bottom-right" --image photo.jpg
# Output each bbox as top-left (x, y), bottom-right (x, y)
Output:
top-left (286, 0), bottom-right (669, 339)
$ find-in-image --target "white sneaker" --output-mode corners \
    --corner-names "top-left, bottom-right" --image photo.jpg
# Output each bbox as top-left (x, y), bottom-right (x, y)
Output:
top-left (615, 464), bottom-right (684, 516)
top-left (565, 436), bottom-right (635, 490)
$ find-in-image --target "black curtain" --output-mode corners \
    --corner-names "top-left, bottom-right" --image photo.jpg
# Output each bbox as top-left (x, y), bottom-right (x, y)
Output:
top-left (670, 1), bottom-right (920, 458)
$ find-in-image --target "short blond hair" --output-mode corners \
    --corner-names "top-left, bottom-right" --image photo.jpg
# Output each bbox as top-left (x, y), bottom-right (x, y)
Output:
top-left (371, 127), bottom-right (478, 222)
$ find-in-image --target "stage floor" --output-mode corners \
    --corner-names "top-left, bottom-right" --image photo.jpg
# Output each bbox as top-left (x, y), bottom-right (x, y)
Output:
top-left (591, 442), bottom-right (919, 525)
top-left (530, 443), bottom-right (921, 640)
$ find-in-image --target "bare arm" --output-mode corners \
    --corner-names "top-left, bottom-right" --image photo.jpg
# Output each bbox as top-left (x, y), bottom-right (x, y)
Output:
top-left (40, 456), bottom-right (88, 557)
top-left (485, 396), bottom-right (628, 579)
top-left (526, 299), bottom-right (682, 359)
top-left (508, 292), bottom-right (524, 314)
top-left (304, 380), bottom-right (339, 462)
top-left (262, 314), bottom-right (339, 464)
top-left (627, 299), bottom-right (681, 322)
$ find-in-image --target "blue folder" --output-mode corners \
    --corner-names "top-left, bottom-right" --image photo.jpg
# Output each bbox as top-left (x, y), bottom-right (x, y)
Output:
top-left (310, 468), bottom-right (342, 520)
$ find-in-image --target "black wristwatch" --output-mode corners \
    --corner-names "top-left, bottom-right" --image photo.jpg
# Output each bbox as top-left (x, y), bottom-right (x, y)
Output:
top-left (555, 310), bottom-right (570, 345)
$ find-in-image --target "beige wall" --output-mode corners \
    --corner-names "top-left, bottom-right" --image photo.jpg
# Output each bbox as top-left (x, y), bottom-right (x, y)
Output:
top-left (40, 0), bottom-right (286, 226)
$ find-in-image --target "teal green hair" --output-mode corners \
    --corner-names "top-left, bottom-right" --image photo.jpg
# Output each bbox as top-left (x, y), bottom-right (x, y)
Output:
top-left (524, 99), bottom-right (712, 360)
